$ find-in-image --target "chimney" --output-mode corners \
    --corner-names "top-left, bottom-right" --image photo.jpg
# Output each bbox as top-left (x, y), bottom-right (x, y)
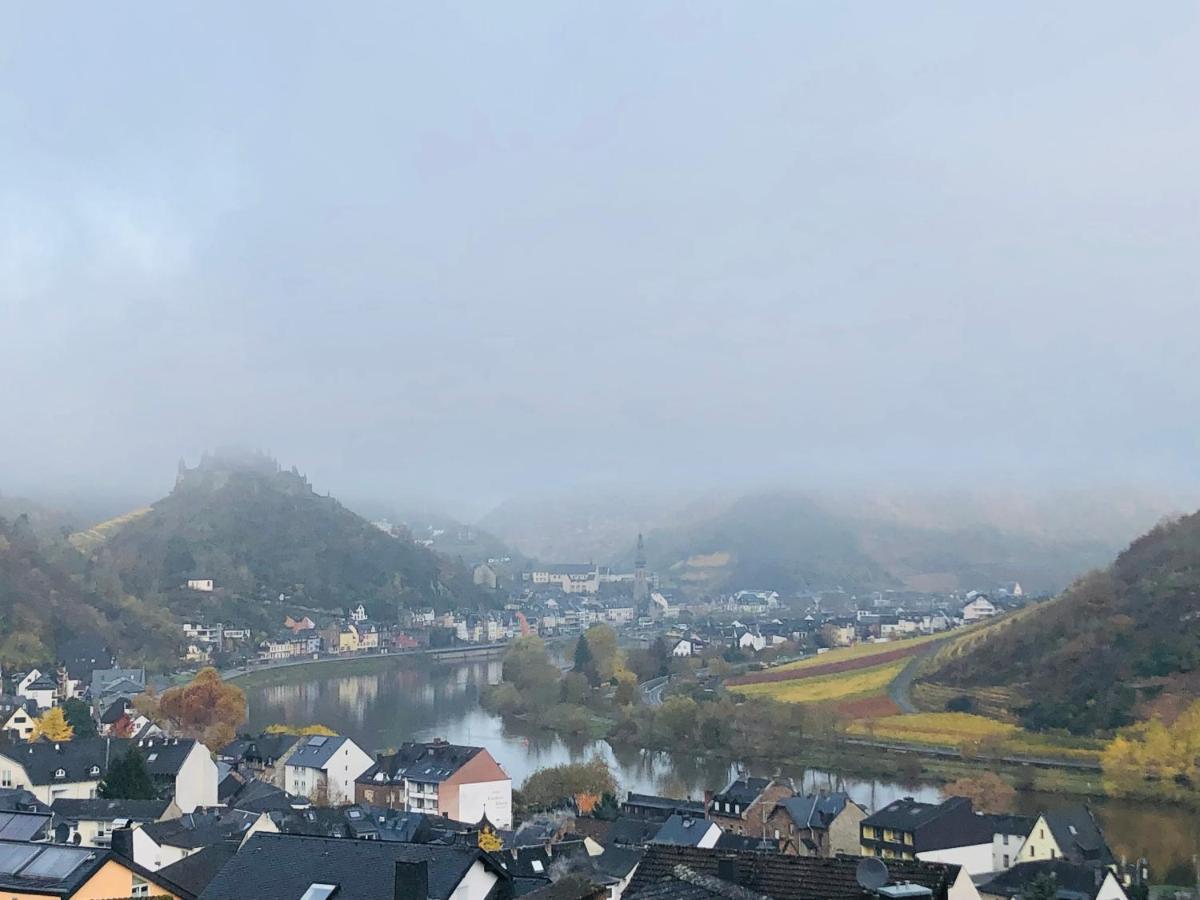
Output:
top-left (395, 860), bottom-right (429, 900)
top-left (110, 826), bottom-right (135, 860)
top-left (717, 856), bottom-right (739, 885)
top-left (704, 790), bottom-right (714, 810)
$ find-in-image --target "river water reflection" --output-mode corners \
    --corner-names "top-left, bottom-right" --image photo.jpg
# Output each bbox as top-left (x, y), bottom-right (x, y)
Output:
top-left (243, 657), bottom-right (1199, 880)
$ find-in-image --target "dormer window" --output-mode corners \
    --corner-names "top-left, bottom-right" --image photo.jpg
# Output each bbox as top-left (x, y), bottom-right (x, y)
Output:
top-left (54, 768), bottom-right (66, 779)
top-left (89, 765), bottom-right (101, 776)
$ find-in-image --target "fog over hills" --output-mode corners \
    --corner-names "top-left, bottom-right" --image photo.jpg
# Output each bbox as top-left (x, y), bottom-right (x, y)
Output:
top-left (479, 485), bottom-right (1190, 595)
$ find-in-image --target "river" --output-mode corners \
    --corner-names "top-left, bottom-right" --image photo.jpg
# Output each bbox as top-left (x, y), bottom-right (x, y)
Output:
top-left (241, 655), bottom-right (1200, 882)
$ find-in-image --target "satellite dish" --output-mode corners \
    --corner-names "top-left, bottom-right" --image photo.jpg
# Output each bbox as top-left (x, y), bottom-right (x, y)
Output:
top-left (856, 857), bottom-right (890, 891)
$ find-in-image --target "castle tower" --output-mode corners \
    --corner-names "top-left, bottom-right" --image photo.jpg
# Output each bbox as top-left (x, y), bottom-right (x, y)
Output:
top-left (633, 533), bottom-right (649, 609)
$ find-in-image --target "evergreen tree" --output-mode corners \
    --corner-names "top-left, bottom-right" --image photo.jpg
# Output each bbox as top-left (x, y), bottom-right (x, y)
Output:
top-left (1022, 873), bottom-right (1058, 900)
top-left (573, 634), bottom-right (597, 685)
top-left (61, 699), bottom-right (98, 738)
top-left (99, 748), bottom-right (156, 800)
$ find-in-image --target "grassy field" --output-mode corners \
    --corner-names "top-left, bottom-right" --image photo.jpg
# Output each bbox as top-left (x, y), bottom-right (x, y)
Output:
top-left (847, 711), bottom-right (1017, 743)
top-left (732, 659), bottom-right (907, 704)
top-left (845, 711), bottom-right (1103, 762)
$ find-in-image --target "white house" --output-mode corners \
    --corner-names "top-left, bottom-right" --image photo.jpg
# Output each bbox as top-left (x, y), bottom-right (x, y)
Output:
top-left (1, 698), bottom-right (38, 741)
top-left (284, 735), bottom-right (374, 805)
top-left (50, 797), bottom-right (178, 848)
top-left (186, 579), bottom-right (214, 592)
top-left (17, 670), bottom-right (58, 710)
top-left (139, 737), bottom-right (219, 813)
top-left (131, 807), bottom-right (276, 870)
top-left (737, 630), bottom-right (767, 653)
top-left (962, 597), bottom-right (998, 621)
top-left (671, 639), bottom-right (694, 658)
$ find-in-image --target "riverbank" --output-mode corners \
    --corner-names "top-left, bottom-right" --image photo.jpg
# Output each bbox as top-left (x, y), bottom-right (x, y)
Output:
top-left (226, 642), bottom-right (508, 687)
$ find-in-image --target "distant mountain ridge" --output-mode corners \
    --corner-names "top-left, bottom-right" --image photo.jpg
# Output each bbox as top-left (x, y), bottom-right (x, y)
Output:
top-left (480, 487), bottom-right (1184, 595)
top-left (85, 449), bottom-right (487, 614)
top-left (923, 509), bottom-right (1200, 734)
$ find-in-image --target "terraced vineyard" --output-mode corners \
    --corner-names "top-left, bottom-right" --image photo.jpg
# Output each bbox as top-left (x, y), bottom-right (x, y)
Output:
top-left (731, 659), bottom-right (908, 704)
top-left (68, 507), bottom-right (152, 553)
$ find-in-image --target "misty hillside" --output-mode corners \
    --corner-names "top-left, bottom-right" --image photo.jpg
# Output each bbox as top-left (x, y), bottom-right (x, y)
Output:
top-left (0, 515), bottom-right (179, 668)
top-left (924, 510), bottom-right (1200, 735)
top-left (482, 488), bottom-right (1181, 595)
top-left (86, 450), bottom-right (485, 614)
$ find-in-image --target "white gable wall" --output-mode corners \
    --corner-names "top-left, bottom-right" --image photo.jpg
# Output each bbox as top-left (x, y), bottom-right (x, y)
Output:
top-left (448, 860), bottom-right (499, 900)
top-left (918, 843), bottom-right (994, 876)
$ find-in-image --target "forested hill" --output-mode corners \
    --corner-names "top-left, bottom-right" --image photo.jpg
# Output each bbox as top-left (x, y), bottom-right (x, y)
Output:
top-left (89, 451), bottom-right (485, 613)
top-left (924, 510), bottom-right (1200, 735)
top-left (0, 515), bottom-right (178, 668)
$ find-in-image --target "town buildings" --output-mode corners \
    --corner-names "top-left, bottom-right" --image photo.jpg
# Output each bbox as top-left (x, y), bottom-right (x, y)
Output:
top-left (282, 735), bottom-right (373, 805)
top-left (355, 740), bottom-right (512, 829)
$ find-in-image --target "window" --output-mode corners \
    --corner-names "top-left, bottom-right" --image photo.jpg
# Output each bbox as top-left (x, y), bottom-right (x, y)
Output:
top-left (862, 826), bottom-right (876, 839)
top-left (1003, 834), bottom-right (1009, 845)
top-left (1003, 855), bottom-right (1010, 868)
top-left (54, 768), bottom-right (66, 779)
top-left (147, 753), bottom-right (158, 762)
top-left (903, 832), bottom-right (912, 846)
top-left (1, 770), bottom-right (11, 788)
top-left (89, 766), bottom-right (100, 776)
top-left (1050, 849), bottom-right (1056, 859)
top-left (131, 876), bottom-right (150, 897)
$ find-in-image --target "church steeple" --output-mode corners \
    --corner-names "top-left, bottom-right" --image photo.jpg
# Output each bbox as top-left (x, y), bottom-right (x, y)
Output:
top-left (633, 533), bottom-right (648, 608)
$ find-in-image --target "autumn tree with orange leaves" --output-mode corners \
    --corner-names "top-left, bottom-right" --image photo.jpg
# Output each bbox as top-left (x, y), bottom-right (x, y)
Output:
top-left (157, 667), bottom-right (246, 750)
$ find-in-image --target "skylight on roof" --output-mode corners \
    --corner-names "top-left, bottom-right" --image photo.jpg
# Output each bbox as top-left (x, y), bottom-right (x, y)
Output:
top-left (299, 883), bottom-right (338, 900)
top-left (308, 736), bottom-right (328, 746)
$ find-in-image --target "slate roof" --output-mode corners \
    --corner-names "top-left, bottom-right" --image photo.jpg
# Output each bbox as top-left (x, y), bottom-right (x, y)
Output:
top-left (862, 797), bottom-right (953, 831)
top-left (0, 736), bottom-right (198, 787)
top-left (777, 793), bottom-right (853, 831)
top-left (0, 738), bottom-right (111, 785)
top-left (358, 740), bottom-right (485, 785)
top-left (609, 816), bottom-right (667, 846)
top-left (652, 815), bottom-right (719, 847)
top-left (137, 737), bottom-right (200, 778)
top-left (594, 845), bottom-right (644, 880)
top-left (624, 792), bottom-right (707, 818)
top-left (156, 840), bottom-right (239, 897)
top-left (141, 808), bottom-right (263, 850)
top-left (224, 778), bottom-right (306, 815)
top-left (624, 845), bottom-right (962, 900)
top-left (712, 777), bottom-right (771, 809)
top-left (220, 732), bottom-right (302, 766)
top-left (981, 813), bottom-right (1037, 838)
top-left (978, 859), bottom-right (1113, 899)
top-left (50, 798), bottom-right (171, 822)
top-left (1042, 806), bottom-right (1116, 868)
top-left (99, 697), bottom-right (131, 725)
top-left (0, 788), bottom-right (49, 814)
top-left (197, 832), bottom-right (510, 900)
top-left (90, 668), bottom-right (145, 699)
top-left (284, 734), bottom-right (350, 770)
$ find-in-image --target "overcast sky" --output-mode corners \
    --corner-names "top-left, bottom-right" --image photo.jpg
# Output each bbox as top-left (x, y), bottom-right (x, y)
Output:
top-left (2, 2), bottom-right (1197, 514)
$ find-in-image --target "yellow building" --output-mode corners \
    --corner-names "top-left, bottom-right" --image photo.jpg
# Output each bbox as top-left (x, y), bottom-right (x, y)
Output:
top-left (0, 841), bottom-right (186, 898)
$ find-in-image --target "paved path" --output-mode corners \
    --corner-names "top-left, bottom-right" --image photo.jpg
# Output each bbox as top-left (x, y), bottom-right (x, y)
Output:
top-left (640, 675), bottom-right (669, 707)
top-left (887, 637), bottom-right (952, 713)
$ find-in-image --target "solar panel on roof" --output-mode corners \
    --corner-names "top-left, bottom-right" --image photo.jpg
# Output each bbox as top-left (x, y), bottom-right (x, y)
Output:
top-left (0, 843), bottom-right (39, 875)
top-left (16, 846), bottom-right (89, 880)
